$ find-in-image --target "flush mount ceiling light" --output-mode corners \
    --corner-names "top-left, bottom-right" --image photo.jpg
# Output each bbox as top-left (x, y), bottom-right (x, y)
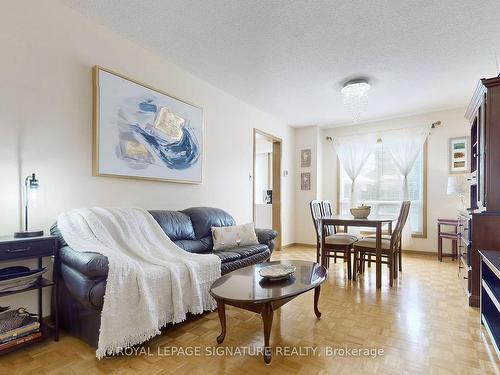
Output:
top-left (341, 79), bottom-right (371, 123)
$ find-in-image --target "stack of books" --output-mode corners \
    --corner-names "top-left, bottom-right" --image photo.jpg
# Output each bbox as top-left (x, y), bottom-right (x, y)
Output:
top-left (0, 317), bottom-right (41, 351)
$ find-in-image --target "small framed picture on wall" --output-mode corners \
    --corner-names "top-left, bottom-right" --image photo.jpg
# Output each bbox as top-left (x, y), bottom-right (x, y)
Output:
top-left (300, 149), bottom-right (311, 168)
top-left (301, 172), bottom-right (311, 190)
top-left (449, 136), bottom-right (470, 174)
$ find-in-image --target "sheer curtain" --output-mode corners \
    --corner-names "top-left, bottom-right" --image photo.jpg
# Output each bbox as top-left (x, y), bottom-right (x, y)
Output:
top-left (382, 125), bottom-right (431, 245)
top-left (333, 133), bottom-right (377, 207)
top-left (382, 125), bottom-right (431, 199)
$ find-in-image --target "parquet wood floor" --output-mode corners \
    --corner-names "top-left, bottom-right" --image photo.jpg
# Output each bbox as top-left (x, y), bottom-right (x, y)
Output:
top-left (1, 246), bottom-right (498, 374)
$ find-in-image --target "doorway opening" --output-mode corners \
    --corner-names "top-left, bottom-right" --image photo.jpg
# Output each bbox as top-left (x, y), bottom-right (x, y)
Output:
top-left (253, 129), bottom-right (282, 251)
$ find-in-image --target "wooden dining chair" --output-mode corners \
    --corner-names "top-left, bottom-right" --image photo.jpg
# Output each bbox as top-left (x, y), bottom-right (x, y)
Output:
top-left (317, 205), bottom-right (358, 279)
top-left (353, 201), bottom-right (411, 286)
top-left (310, 200), bottom-right (324, 263)
top-left (322, 200), bottom-right (348, 233)
top-left (321, 200), bottom-right (347, 264)
top-left (309, 200), bottom-right (358, 279)
top-left (321, 200), bottom-right (335, 263)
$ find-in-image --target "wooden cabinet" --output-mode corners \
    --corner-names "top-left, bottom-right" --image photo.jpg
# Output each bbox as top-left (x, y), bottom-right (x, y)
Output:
top-left (464, 76), bottom-right (500, 307)
top-left (457, 212), bottom-right (471, 297)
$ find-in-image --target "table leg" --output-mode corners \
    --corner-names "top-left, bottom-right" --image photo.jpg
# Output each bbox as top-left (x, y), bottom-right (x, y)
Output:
top-left (346, 248), bottom-right (352, 280)
top-left (314, 286), bottom-right (321, 318)
top-left (438, 223), bottom-right (442, 261)
top-left (388, 222), bottom-right (393, 235)
top-left (376, 224), bottom-right (382, 288)
top-left (398, 239), bottom-right (402, 272)
top-left (54, 251), bottom-right (60, 341)
top-left (38, 257), bottom-right (43, 336)
top-left (216, 299), bottom-right (226, 344)
top-left (261, 303), bottom-right (274, 364)
top-left (454, 223), bottom-right (458, 261)
top-left (352, 247), bottom-right (357, 281)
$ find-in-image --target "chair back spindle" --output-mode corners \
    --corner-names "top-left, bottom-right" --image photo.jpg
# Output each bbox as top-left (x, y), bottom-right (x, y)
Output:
top-left (309, 200), bottom-right (324, 240)
top-left (321, 200), bottom-right (336, 236)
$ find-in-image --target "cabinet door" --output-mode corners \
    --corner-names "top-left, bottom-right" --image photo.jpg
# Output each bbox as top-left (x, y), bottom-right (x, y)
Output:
top-left (478, 94), bottom-right (486, 208)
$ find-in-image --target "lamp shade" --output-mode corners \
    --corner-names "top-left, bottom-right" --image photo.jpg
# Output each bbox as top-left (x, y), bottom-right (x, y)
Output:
top-left (447, 175), bottom-right (467, 195)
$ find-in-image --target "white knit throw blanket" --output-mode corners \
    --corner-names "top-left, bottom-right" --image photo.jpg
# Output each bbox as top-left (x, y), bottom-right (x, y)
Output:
top-left (57, 207), bottom-right (221, 359)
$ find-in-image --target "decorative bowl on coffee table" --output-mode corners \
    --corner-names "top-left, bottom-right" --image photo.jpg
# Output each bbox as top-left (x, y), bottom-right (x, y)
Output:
top-left (259, 264), bottom-right (296, 281)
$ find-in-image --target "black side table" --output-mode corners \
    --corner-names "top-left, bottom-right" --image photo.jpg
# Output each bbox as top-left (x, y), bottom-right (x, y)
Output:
top-left (0, 235), bottom-right (59, 353)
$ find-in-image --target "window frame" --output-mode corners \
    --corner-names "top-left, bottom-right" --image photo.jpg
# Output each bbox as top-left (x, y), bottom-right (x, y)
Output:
top-left (336, 140), bottom-right (428, 238)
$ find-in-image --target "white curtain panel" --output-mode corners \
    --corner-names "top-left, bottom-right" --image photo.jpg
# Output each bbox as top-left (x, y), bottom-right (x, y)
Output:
top-left (333, 133), bottom-right (377, 207)
top-left (382, 124), bottom-right (431, 246)
top-left (382, 125), bottom-right (431, 199)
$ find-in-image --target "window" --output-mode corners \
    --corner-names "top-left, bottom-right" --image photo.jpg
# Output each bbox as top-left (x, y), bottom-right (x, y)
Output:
top-left (338, 142), bottom-right (426, 236)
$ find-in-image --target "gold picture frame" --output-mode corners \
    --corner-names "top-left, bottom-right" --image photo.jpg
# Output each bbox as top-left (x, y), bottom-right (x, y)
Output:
top-left (93, 66), bottom-right (203, 184)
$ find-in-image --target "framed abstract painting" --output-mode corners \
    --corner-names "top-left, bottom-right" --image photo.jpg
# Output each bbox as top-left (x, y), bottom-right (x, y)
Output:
top-left (93, 66), bottom-right (203, 183)
top-left (448, 136), bottom-right (470, 174)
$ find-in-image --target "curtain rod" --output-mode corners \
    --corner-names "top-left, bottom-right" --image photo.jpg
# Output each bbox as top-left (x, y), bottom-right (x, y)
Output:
top-left (324, 121), bottom-right (439, 141)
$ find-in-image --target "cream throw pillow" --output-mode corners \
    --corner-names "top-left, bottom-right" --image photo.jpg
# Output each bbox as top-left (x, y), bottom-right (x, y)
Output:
top-left (212, 223), bottom-right (259, 250)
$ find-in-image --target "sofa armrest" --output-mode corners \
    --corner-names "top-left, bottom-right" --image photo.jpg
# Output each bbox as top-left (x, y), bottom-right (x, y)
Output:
top-left (60, 245), bottom-right (109, 278)
top-left (255, 228), bottom-right (278, 251)
top-left (51, 221), bottom-right (109, 278)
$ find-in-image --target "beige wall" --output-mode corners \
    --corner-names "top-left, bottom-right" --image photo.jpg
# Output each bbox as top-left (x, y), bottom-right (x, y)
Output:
top-left (0, 0), bottom-right (295, 245)
top-left (294, 126), bottom-right (323, 244)
top-left (0, 1), bottom-right (295, 314)
top-left (0, 1), bottom-right (472, 316)
top-left (320, 108), bottom-right (470, 252)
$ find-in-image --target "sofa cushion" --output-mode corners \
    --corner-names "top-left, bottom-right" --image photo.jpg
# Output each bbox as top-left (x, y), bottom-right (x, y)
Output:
top-left (212, 243), bottom-right (269, 263)
top-left (148, 210), bottom-right (196, 241)
top-left (221, 249), bottom-right (271, 275)
top-left (174, 239), bottom-right (211, 254)
top-left (79, 246), bottom-right (272, 309)
top-left (212, 250), bottom-right (241, 263)
top-left (182, 207), bottom-right (236, 240)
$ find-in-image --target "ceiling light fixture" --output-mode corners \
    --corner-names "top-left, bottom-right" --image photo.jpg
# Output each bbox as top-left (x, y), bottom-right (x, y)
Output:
top-left (341, 79), bottom-right (371, 123)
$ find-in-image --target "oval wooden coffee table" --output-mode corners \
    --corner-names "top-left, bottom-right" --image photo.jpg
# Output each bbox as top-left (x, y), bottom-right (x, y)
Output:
top-left (209, 260), bottom-right (328, 364)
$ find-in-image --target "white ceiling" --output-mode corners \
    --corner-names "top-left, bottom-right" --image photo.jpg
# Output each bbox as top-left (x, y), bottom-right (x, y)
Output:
top-left (63, 0), bottom-right (500, 127)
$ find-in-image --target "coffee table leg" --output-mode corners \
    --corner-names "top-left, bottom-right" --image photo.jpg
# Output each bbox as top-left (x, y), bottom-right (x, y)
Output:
top-left (216, 299), bottom-right (226, 344)
top-left (261, 303), bottom-right (274, 364)
top-left (314, 285), bottom-right (322, 318)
